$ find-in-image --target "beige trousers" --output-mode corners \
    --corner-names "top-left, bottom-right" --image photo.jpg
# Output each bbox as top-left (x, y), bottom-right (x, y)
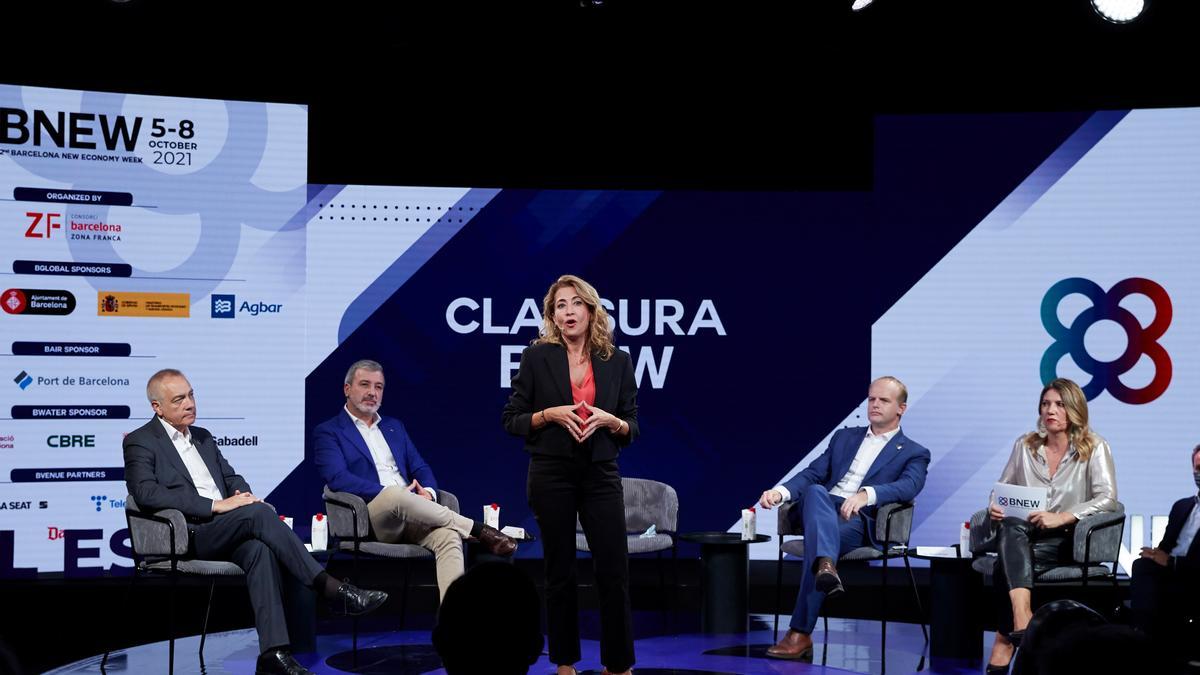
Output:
top-left (367, 485), bottom-right (475, 599)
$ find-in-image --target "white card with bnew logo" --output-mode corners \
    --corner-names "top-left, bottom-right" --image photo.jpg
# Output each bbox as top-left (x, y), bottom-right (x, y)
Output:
top-left (992, 483), bottom-right (1049, 520)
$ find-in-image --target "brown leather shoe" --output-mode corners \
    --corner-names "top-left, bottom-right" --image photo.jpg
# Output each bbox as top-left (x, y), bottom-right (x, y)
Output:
top-left (765, 629), bottom-right (814, 660)
top-left (477, 525), bottom-right (517, 556)
top-left (814, 558), bottom-right (844, 597)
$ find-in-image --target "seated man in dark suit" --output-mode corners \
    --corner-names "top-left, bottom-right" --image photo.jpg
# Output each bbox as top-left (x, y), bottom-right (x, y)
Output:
top-left (313, 359), bottom-right (516, 600)
top-left (756, 376), bottom-right (931, 660)
top-left (1131, 443), bottom-right (1200, 662)
top-left (124, 368), bottom-right (388, 675)
top-left (432, 561), bottom-right (544, 674)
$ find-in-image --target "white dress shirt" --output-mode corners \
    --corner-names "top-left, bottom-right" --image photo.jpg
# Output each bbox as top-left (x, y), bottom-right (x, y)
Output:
top-left (347, 406), bottom-right (406, 487)
top-left (774, 427), bottom-right (899, 506)
top-left (159, 416), bottom-right (224, 503)
top-left (1170, 497), bottom-right (1200, 558)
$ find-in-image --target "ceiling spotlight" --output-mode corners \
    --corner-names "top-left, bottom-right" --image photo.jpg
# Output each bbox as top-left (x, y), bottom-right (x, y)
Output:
top-left (851, 0), bottom-right (874, 9)
top-left (1091, 0), bottom-right (1146, 23)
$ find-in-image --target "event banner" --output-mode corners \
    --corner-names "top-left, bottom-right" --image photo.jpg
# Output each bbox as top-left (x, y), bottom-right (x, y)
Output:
top-left (0, 84), bottom-right (307, 575)
top-left (3, 88), bottom-right (1195, 577)
top-left (866, 109), bottom-right (1200, 573)
top-left (285, 111), bottom-right (1200, 571)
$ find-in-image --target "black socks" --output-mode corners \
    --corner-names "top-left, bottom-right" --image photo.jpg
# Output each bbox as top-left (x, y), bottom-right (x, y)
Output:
top-left (313, 571), bottom-right (343, 599)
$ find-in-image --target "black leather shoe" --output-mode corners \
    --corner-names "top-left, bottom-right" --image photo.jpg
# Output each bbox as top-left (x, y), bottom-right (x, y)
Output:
top-left (333, 582), bottom-right (388, 616)
top-left (255, 648), bottom-right (314, 675)
top-left (985, 663), bottom-right (1009, 674)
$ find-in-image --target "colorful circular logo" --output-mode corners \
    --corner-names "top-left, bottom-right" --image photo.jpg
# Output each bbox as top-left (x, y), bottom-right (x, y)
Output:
top-left (1040, 277), bottom-right (1172, 404)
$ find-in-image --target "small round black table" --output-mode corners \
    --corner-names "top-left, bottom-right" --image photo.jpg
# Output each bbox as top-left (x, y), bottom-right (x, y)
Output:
top-left (908, 546), bottom-right (984, 663)
top-left (679, 531), bottom-right (770, 633)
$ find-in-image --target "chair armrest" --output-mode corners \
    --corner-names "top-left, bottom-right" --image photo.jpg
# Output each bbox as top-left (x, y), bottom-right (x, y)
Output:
top-left (436, 489), bottom-right (460, 515)
top-left (777, 500), bottom-right (801, 537)
top-left (1072, 509), bottom-right (1125, 565)
top-left (323, 488), bottom-right (370, 539)
top-left (969, 508), bottom-right (996, 553)
top-left (875, 502), bottom-right (915, 546)
top-left (127, 507), bottom-right (188, 557)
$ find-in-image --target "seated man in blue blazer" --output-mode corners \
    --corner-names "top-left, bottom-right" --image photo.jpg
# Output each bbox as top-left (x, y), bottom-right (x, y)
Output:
top-left (313, 359), bottom-right (517, 599)
top-left (757, 375), bottom-right (931, 659)
top-left (1131, 443), bottom-right (1200, 661)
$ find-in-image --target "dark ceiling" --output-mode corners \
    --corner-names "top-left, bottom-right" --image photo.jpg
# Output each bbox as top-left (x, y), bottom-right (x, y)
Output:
top-left (4, 0), bottom-right (1196, 189)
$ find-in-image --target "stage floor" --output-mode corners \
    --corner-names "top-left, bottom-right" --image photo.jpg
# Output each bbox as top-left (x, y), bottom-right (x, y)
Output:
top-left (50, 615), bottom-right (986, 675)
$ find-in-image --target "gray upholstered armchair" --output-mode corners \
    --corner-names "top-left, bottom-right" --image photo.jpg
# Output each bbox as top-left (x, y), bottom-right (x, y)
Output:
top-left (322, 485), bottom-right (460, 655)
top-left (109, 495), bottom-right (244, 674)
top-left (969, 502), bottom-right (1125, 593)
top-left (575, 477), bottom-right (680, 622)
top-left (774, 500), bottom-right (927, 656)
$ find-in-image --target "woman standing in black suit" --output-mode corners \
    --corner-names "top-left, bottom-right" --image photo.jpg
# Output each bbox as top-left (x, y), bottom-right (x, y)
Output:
top-left (503, 274), bottom-right (639, 675)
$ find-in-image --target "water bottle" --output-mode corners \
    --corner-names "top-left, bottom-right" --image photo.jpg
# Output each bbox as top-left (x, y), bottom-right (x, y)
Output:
top-left (741, 507), bottom-right (757, 541)
top-left (311, 513), bottom-right (328, 551)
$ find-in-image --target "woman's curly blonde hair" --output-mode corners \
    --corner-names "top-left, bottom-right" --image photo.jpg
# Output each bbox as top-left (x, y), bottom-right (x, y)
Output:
top-left (1022, 378), bottom-right (1097, 460)
top-left (533, 274), bottom-right (615, 360)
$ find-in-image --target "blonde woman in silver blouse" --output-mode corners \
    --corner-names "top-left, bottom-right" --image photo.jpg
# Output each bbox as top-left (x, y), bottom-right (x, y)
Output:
top-left (983, 378), bottom-right (1118, 674)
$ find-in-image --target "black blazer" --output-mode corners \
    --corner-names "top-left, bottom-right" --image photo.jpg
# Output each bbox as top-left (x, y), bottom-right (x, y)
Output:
top-left (502, 342), bottom-right (639, 461)
top-left (123, 417), bottom-right (252, 521)
top-left (1157, 496), bottom-right (1200, 573)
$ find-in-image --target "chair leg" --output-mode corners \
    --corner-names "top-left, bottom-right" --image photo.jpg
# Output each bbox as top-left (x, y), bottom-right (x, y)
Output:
top-left (657, 551), bottom-right (667, 632)
top-left (399, 558), bottom-right (411, 631)
top-left (168, 570), bottom-right (177, 675)
top-left (103, 564), bottom-right (140, 668)
top-left (774, 547), bottom-right (784, 640)
top-left (822, 613), bottom-right (829, 665)
top-left (881, 555), bottom-right (889, 675)
top-left (352, 547), bottom-right (360, 667)
top-left (904, 553), bottom-right (929, 643)
top-left (199, 578), bottom-right (216, 658)
top-left (1110, 567), bottom-right (1121, 618)
top-left (672, 544), bottom-right (680, 633)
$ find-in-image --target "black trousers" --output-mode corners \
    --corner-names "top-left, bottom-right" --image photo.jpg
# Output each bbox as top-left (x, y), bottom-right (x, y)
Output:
top-left (528, 452), bottom-right (634, 672)
top-left (1130, 556), bottom-right (1198, 659)
top-left (191, 502), bottom-right (325, 653)
top-left (990, 517), bottom-right (1072, 636)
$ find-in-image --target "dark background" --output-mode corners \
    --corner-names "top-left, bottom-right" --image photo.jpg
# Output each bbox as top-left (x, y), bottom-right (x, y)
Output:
top-left (4, 1), bottom-right (1198, 191)
top-left (2, 0), bottom-right (1199, 672)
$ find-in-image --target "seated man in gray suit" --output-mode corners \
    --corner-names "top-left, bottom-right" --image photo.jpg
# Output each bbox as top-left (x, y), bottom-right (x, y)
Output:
top-left (124, 368), bottom-right (388, 675)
